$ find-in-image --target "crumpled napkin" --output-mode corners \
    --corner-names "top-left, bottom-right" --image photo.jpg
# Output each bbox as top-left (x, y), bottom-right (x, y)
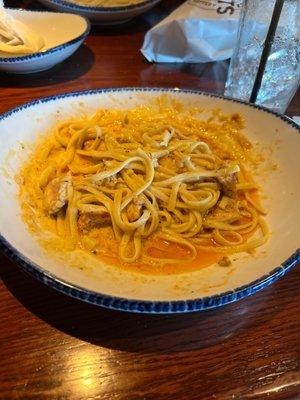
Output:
top-left (0, 2), bottom-right (44, 56)
top-left (141, 0), bottom-right (242, 63)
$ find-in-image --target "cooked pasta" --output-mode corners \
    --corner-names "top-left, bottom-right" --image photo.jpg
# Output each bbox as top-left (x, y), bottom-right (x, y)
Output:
top-left (66, 0), bottom-right (144, 7)
top-left (18, 99), bottom-right (269, 269)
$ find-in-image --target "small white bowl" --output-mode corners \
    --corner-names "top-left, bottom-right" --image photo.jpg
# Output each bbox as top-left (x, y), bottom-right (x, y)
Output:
top-left (0, 9), bottom-right (90, 74)
top-left (38, 0), bottom-right (161, 24)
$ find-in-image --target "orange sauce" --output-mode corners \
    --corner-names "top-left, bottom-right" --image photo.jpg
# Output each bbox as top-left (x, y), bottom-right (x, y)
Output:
top-left (87, 229), bottom-right (223, 276)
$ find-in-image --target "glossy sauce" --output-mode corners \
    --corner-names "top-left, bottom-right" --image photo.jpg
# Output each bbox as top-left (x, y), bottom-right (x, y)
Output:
top-left (87, 228), bottom-right (223, 276)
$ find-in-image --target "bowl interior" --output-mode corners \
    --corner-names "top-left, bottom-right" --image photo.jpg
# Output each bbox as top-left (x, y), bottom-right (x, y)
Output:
top-left (40, 0), bottom-right (158, 12)
top-left (0, 89), bottom-right (299, 303)
top-left (5, 9), bottom-right (88, 52)
top-left (37, 0), bottom-right (162, 25)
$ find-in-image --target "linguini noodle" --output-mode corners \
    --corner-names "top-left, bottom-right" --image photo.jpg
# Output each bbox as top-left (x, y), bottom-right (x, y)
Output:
top-left (18, 99), bottom-right (269, 269)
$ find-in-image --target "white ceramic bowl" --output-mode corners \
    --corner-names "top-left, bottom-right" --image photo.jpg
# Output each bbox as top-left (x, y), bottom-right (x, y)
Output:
top-left (38, 0), bottom-right (161, 24)
top-left (0, 9), bottom-right (90, 74)
top-left (0, 88), bottom-right (299, 313)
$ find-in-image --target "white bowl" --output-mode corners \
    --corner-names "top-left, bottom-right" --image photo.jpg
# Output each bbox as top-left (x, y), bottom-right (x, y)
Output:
top-left (38, 0), bottom-right (161, 24)
top-left (0, 88), bottom-right (299, 313)
top-left (0, 9), bottom-right (90, 74)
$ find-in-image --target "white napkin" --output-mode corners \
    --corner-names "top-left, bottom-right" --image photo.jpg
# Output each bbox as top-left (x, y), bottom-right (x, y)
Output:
top-left (0, 3), bottom-right (44, 56)
top-left (141, 0), bottom-right (242, 63)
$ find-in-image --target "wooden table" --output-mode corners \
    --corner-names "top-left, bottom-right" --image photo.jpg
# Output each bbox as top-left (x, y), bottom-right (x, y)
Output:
top-left (1, 1), bottom-right (299, 399)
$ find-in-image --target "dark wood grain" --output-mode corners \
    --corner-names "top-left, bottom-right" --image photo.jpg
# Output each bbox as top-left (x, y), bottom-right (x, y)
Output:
top-left (0, 1), bottom-right (300, 399)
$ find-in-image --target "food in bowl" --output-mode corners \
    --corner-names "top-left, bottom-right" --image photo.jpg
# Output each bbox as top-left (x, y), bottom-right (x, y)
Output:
top-left (37, 0), bottom-right (162, 25)
top-left (0, 6), bottom-right (44, 56)
top-left (17, 96), bottom-right (269, 275)
top-left (66, 0), bottom-right (144, 6)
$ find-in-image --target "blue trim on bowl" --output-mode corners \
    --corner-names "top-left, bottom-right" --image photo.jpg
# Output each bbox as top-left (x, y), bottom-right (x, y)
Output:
top-left (40, 0), bottom-right (160, 13)
top-left (0, 10), bottom-right (90, 63)
top-left (0, 87), bottom-right (299, 314)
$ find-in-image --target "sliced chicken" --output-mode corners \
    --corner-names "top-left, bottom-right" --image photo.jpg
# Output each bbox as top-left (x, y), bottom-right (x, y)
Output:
top-left (217, 172), bottom-right (237, 198)
top-left (44, 175), bottom-right (71, 215)
top-left (78, 208), bottom-right (111, 232)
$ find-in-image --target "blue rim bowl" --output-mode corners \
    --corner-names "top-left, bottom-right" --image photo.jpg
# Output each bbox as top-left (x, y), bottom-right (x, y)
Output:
top-left (0, 10), bottom-right (90, 64)
top-left (0, 87), bottom-right (299, 314)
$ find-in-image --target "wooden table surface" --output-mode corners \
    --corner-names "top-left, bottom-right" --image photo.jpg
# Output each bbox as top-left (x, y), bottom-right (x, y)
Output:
top-left (1, 1), bottom-right (300, 399)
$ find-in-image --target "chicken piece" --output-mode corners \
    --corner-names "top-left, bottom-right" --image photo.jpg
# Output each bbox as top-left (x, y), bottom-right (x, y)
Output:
top-left (217, 173), bottom-right (237, 198)
top-left (44, 175), bottom-right (71, 215)
top-left (127, 195), bottom-right (145, 222)
top-left (78, 209), bottom-right (111, 233)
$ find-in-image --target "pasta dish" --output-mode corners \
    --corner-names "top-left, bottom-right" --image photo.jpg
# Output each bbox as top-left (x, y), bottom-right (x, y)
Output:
top-left (18, 99), bottom-right (268, 273)
top-left (66, 0), bottom-right (145, 7)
